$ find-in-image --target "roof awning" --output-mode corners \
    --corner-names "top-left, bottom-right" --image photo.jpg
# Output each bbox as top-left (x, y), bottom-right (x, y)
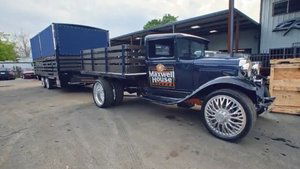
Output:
top-left (111, 9), bottom-right (259, 46)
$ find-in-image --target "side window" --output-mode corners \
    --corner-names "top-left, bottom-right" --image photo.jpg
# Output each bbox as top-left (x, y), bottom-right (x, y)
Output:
top-left (273, 1), bottom-right (288, 16)
top-left (177, 39), bottom-right (190, 59)
top-left (177, 39), bottom-right (205, 59)
top-left (148, 39), bottom-right (174, 59)
top-left (191, 41), bottom-right (205, 58)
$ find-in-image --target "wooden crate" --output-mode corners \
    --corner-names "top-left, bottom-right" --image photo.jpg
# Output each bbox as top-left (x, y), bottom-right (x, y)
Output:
top-left (269, 58), bottom-right (300, 115)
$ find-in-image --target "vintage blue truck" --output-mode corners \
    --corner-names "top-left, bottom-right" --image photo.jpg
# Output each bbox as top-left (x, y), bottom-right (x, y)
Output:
top-left (81, 33), bottom-right (274, 142)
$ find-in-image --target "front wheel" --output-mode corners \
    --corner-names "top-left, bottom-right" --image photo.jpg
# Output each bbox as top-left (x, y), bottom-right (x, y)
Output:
top-left (201, 89), bottom-right (256, 142)
top-left (93, 78), bottom-right (114, 108)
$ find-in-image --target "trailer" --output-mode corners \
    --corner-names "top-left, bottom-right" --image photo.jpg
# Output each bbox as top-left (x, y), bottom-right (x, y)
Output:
top-left (81, 33), bottom-right (274, 142)
top-left (30, 23), bottom-right (109, 89)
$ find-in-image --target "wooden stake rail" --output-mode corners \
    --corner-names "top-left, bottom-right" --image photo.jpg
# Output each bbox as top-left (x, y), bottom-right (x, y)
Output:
top-left (81, 45), bottom-right (146, 75)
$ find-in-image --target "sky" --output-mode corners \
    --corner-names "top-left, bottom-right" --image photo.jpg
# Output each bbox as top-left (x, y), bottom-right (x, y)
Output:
top-left (0, 0), bottom-right (260, 38)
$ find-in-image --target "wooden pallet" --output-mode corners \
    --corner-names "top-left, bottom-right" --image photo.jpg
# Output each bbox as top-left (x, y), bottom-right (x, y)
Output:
top-left (269, 58), bottom-right (300, 115)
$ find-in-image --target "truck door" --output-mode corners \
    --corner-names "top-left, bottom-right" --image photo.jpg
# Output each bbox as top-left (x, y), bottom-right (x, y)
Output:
top-left (146, 38), bottom-right (181, 97)
top-left (175, 38), bottom-right (195, 92)
top-left (147, 38), bottom-right (196, 98)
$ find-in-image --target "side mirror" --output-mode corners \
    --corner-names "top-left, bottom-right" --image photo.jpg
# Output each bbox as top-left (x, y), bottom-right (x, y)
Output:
top-left (194, 51), bottom-right (203, 58)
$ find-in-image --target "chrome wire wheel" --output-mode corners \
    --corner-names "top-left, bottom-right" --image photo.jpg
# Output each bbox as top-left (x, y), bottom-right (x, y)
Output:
top-left (45, 78), bottom-right (50, 89)
top-left (93, 81), bottom-right (105, 106)
top-left (41, 77), bottom-right (45, 87)
top-left (204, 95), bottom-right (247, 138)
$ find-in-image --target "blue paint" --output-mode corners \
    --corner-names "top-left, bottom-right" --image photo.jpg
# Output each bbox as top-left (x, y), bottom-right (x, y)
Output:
top-left (30, 23), bottom-right (109, 60)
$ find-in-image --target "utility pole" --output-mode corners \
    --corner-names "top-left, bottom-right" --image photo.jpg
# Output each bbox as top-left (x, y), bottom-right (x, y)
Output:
top-left (227, 0), bottom-right (234, 57)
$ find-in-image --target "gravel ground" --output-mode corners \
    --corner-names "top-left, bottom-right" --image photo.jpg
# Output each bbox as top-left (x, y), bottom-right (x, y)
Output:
top-left (0, 79), bottom-right (299, 169)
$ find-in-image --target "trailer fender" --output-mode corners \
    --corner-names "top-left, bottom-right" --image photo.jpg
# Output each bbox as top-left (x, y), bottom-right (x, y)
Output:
top-left (180, 76), bottom-right (257, 103)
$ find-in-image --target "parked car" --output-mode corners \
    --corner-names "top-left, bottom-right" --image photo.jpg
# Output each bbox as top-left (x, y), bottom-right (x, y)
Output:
top-left (21, 68), bottom-right (36, 79)
top-left (0, 68), bottom-right (15, 80)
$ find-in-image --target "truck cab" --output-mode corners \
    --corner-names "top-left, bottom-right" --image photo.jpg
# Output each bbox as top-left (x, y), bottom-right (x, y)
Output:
top-left (145, 33), bottom-right (208, 99)
top-left (91, 33), bottom-right (274, 142)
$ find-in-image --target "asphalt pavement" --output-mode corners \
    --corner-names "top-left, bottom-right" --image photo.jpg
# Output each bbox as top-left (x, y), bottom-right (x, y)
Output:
top-left (0, 79), bottom-right (299, 169)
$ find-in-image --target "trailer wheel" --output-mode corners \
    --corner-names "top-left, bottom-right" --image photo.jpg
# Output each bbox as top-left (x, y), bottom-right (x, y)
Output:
top-left (41, 77), bottom-right (46, 88)
top-left (93, 78), bottom-right (114, 108)
top-left (45, 78), bottom-right (54, 89)
top-left (201, 89), bottom-right (256, 142)
top-left (111, 81), bottom-right (124, 106)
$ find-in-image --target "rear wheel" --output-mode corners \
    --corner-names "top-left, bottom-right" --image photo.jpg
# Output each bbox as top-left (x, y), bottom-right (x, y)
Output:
top-left (201, 89), bottom-right (256, 142)
top-left (45, 78), bottom-right (54, 89)
top-left (111, 81), bottom-right (124, 106)
top-left (93, 78), bottom-right (114, 108)
top-left (41, 77), bottom-right (46, 88)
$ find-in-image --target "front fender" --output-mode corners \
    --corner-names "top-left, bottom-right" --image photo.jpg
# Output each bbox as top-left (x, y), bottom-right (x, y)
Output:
top-left (180, 76), bottom-right (257, 103)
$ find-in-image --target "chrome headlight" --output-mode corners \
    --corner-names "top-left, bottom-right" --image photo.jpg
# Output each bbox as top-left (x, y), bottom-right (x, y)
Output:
top-left (251, 62), bottom-right (261, 76)
top-left (239, 59), bottom-right (252, 77)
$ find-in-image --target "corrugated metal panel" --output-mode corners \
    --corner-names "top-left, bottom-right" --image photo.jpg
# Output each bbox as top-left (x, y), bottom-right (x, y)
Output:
top-left (54, 24), bottom-right (109, 56)
top-left (205, 29), bottom-right (259, 54)
top-left (260, 0), bottom-right (300, 53)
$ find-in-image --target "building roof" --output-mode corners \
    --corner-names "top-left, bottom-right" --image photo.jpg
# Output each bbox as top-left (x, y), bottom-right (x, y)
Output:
top-left (145, 33), bottom-right (209, 42)
top-left (111, 8), bottom-right (259, 45)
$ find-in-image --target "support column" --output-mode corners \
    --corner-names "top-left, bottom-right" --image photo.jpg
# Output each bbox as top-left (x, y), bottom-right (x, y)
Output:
top-left (172, 24), bottom-right (175, 33)
top-left (235, 14), bottom-right (239, 53)
top-left (227, 0), bottom-right (235, 57)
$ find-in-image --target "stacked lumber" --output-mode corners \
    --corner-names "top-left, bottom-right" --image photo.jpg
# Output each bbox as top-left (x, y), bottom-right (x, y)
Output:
top-left (269, 58), bottom-right (300, 115)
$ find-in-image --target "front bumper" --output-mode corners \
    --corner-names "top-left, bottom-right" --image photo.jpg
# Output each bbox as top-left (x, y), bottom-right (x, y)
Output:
top-left (254, 77), bottom-right (275, 113)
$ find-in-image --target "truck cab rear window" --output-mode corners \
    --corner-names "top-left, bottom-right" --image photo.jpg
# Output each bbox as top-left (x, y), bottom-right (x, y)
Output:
top-left (155, 44), bottom-right (170, 56)
top-left (148, 39), bottom-right (174, 59)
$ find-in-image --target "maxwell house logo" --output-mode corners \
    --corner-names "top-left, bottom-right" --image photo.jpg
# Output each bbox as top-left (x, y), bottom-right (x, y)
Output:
top-left (149, 64), bottom-right (175, 88)
top-left (273, 18), bottom-right (300, 36)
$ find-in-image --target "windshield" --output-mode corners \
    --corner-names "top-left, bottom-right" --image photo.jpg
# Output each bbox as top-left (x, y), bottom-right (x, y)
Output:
top-left (177, 38), bottom-right (205, 59)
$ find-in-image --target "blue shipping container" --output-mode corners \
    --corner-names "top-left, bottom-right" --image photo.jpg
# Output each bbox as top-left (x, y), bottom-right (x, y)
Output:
top-left (30, 23), bottom-right (109, 60)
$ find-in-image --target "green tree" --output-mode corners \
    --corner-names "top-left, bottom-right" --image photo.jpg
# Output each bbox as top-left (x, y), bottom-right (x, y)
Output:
top-left (0, 33), bottom-right (17, 61)
top-left (143, 14), bottom-right (178, 30)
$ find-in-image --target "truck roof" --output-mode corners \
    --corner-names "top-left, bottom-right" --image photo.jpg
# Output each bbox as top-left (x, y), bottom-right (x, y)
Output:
top-left (145, 33), bottom-right (209, 42)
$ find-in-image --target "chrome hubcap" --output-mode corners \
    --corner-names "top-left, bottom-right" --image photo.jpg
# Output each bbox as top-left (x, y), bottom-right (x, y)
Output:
top-left (45, 78), bottom-right (49, 88)
top-left (204, 95), bottom-right (246, 138)
top-left (41, 78), bottom-right (45, 86)
top-left (93, 82), bottom-right (105, 106)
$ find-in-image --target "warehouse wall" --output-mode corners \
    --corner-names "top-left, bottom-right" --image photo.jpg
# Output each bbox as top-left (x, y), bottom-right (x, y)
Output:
top-left (260, 0), bottom-right (300, 53)
top-left (204, 29), bottom-right (260, 54)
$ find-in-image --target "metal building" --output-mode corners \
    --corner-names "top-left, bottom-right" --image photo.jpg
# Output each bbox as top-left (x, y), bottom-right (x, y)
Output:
top-left (260, 0), bottom-right (300, 54)
top-left (111, 9), bottom-right (260, 54)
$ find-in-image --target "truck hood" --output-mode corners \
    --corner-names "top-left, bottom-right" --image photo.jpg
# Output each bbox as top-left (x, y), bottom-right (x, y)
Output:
top-left (194, 57), bottom-right (242, 66)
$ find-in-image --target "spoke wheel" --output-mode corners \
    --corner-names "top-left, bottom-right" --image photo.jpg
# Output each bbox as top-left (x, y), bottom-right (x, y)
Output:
top-left (93, 82), bottom-right (105, 106)
top-left (204, 95), bottom-right (246, 138)
top-left (45, 78), bottom-right (54, 89)
top-left (201, 89), bottom-right (256, 142)
top-left (92, 78), bottom-right (114, 108)
top-left (41, 77), bottom-right (46, 88)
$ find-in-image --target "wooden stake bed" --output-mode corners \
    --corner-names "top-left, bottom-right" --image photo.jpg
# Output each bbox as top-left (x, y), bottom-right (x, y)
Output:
top-left (269, 58), bottom-right (300, 115)
top-left (81, 45), bottom-right (147, 78)
top-left (33, 56), bottom-right (83, 78)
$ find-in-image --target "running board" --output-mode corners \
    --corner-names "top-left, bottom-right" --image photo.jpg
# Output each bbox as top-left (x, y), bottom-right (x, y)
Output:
top-left (142, 94), bottom-right (183, 105)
